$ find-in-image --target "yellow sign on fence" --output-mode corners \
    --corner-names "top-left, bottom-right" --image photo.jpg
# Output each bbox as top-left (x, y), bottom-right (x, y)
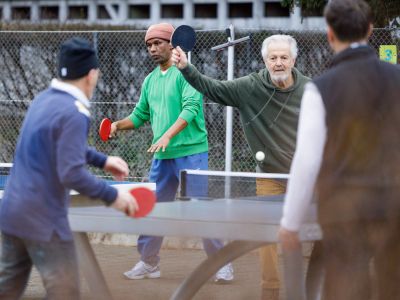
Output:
top-left (379, 45), bottom-right (397, 64)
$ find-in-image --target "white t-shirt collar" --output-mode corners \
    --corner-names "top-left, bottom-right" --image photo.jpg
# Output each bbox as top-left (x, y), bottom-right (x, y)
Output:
top-left (50, 78), bottom-right (90, 108)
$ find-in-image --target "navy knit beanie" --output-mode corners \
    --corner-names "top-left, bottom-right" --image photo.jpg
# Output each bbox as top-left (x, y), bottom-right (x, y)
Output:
top-left (58, 37), bottom-right (99, 80)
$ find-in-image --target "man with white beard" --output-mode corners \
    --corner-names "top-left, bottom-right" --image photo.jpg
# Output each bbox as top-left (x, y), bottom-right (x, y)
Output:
top-left (172, 35), bottom-right (310, 299)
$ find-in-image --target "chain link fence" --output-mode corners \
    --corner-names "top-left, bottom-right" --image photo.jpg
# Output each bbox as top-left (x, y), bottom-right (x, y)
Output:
top-left (0, 28), bottom-right (398, 180)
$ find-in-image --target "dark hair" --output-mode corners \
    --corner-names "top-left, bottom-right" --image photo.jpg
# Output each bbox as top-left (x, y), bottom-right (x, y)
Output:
top-left (324, 0), bottom-right (373, 42)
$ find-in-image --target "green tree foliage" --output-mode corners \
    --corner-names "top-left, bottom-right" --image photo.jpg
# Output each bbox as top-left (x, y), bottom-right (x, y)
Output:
top-left (281, 0), bottom-right (400, 28)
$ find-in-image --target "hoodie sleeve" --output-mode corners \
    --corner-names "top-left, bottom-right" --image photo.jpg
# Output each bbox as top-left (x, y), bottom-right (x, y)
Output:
top-left (56, 110), bottom-right (117, 205)
top-left (180, 64), bottom-right (244, 108)
top-left (86, 146), bottom-right (107, 168)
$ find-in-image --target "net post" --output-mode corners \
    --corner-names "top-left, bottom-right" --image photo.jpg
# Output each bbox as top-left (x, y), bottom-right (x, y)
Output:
top-left (0, 163), bottom-right (12, 195)
top-left (178, 169), bottom-right (188, 200)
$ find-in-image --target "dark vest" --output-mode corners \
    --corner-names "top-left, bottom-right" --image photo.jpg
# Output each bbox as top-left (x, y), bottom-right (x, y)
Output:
top-left (313, 46), bottom-right (400, 223)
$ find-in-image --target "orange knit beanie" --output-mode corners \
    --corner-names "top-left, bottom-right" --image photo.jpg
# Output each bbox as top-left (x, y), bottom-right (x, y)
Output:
top-left (145, 23), bottom-right (174, 43)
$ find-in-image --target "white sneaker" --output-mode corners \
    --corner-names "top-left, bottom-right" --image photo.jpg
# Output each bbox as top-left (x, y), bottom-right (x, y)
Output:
top-left (214, 263), bottom-right (234, 284)
top-left (123, 261), bottom-right (161, 279)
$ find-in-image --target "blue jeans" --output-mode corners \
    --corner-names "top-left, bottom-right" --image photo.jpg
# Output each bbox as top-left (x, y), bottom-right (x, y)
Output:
top-left (138, 152), bottom-right (224, 266)
top-left (0, 232), bottom-right (80, 300)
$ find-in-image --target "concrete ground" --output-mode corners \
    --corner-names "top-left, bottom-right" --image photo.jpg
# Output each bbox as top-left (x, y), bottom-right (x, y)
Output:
top-left (22, 244), bottom-right (264, 300)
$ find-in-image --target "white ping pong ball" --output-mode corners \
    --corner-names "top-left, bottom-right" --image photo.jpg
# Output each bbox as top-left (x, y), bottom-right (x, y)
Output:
top-left (255, 151), bottom-right (265, 161)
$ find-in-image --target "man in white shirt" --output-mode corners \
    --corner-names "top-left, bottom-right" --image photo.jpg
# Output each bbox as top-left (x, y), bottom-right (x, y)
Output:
top-left (279, 0), bottom-right (400, 299)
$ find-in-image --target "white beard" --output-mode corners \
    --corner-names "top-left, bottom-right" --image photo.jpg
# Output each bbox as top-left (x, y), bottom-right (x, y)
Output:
top-left (270, 73), bottom-right (289, 83)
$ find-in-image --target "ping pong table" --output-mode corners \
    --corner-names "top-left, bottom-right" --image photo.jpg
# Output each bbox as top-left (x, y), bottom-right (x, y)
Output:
top-left (0, 164), bottom-right (323, 299)
top-left (69, 193), bottom-right (323, 300)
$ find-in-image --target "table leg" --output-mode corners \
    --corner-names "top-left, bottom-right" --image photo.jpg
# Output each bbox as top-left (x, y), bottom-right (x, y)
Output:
top-left (305, 241), bottom-right (324, 300)
top-left (170, 240), bottom-right (268, 300)
top-left (73, 232), bottom-right (113, 300)
top-left (171, 240), bottom-right (318, 300)
top-left (282, 248), bottom-right (306, 300)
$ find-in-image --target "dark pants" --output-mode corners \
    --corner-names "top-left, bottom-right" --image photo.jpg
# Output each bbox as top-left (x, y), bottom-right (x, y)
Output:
top-left (321, 218), bottom-right (400, 300)
top-left (0, 232), bottom-right (80, 300)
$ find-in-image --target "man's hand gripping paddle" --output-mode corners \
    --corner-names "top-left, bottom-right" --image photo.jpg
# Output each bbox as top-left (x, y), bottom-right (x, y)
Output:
top-left (128, 187), bottom-right (156, 218)
top-left (99, 118), bottom-right (112, 142)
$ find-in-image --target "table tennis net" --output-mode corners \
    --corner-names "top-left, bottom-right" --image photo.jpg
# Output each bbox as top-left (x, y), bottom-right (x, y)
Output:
top-left (179, 169), bottom-right (288, 200)
top-left (0, 163), bottom-right (149, 192)
top-left (0, 163), bottom-right (12, 191)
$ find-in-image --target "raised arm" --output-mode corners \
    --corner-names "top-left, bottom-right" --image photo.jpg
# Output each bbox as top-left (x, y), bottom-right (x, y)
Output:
top-left (172, 46), bottom-right (242, 108)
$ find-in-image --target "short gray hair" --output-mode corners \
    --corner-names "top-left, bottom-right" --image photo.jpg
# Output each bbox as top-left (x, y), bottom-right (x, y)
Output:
top-left (261, 34), bottom-right (298, 59)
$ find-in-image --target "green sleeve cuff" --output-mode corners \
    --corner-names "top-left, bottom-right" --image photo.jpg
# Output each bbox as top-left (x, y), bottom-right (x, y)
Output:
top-left (179, 110), bottom-right (196, 123)
top-left (128, 113), bottom-right (144, 129)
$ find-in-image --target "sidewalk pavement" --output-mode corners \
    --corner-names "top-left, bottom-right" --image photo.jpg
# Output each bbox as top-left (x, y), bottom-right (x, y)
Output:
top-left (22, 243), bottom-right (262, 300)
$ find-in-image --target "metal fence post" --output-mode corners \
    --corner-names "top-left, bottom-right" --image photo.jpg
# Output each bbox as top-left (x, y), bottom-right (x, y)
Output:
top-left (225, 24), bottom-right (234, 173)
top-left (225, 24), bottom-right (234, 198)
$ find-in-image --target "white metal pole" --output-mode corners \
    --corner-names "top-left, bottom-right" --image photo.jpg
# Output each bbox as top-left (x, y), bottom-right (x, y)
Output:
top-left (225, 24), bottom-right (234, 173)
top-left (225, 24), bottom-right (234, 198)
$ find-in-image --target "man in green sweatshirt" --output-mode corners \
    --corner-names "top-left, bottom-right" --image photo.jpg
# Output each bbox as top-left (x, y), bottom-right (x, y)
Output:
top-left (110, 23), bottom-right (233, 283)
top-left (172, 34), bottom-right (310, 299)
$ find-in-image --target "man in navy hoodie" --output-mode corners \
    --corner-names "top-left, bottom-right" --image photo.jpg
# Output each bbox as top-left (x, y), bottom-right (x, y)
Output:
top-left (0, 37), bottom-right (138, 299)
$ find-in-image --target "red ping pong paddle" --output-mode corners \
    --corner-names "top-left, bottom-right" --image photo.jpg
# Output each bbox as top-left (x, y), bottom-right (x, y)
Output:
top-left (99, 118), bottom-right (112, 142)
top-left (129, 187), bottom-right (156, 218)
